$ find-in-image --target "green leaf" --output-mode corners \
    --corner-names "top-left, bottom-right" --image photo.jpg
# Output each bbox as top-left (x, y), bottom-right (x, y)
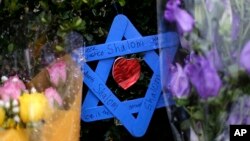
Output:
top-left (39, 1), bottom-right (49, 10)
top-left (218, 8), bottom-right (232, 38)
top-left (82, 0), bottom-right (103, 7)
top-left (8, 43), bottom-right (14, 53)
top-left (192, 110), bottom-right (204, 120)
top-left (9, 0), bottom-right (21, 13)
top-left (180, 119), bottom-right (191, 130)
top-left (57, 30), bottom-right (67, 38)
top-left (82, 0), bottom-right (88, 4)
top-left (118, 0), bottom-right (126, 7)
top-left (84, 34), bottom-right (93, 42)
top-left (39, 12), bottom-right (52, 24)
top-left (55, 45), bottom-right (64, 52)
top-left (228, 64), bottom-right (240, 77)
top-left (98, 27), bottom-right (105, 37)
top-left (175, 98), bottom-right (190, 106)
top-left (72, 17), bottom-right (86, 30)
top-left (95, 0), bottom-right (103, 5)
top-left (71, 0), bottom-right (83, 9)
top-left (194, 1), bottom-right (207, 37)
top-left (75, 20), bottom-right (86, 31)
top-left (74, 17), bottom-right (83, 27)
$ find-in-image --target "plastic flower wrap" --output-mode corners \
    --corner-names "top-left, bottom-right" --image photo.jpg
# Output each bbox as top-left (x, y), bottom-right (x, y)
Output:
top-left (0, 55), bottom-right (82, 141)
top-left (158, 0), bottom-right (250, 141)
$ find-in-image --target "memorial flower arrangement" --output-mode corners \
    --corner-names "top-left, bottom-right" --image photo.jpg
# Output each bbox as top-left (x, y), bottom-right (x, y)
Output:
top-left (0, 61), bottom-right (64, 129)
top-left (0, 55), bottom-right (82, 141)
top-left (163, 0), bottom-right (250, 140)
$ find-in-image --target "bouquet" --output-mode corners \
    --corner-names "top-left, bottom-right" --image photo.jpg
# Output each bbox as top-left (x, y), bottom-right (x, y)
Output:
top-left (158, 0), bottom-right (250, 141)
top-left (0, 55), bottom-right (82, 141)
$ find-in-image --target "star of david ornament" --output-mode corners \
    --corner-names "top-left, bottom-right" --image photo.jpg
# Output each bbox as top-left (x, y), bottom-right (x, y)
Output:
top-left (72, 14), bottom-right (179, 137)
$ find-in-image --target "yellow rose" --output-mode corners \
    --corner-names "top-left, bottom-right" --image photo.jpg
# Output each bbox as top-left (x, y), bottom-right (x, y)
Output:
top-left (19, 93), bottom-right (49, 123)
top-left (0, 107), bottom-right (5, 126)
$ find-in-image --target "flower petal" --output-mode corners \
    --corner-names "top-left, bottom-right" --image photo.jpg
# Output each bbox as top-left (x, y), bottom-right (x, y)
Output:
top-left (45, 87), bottom-right (63, 107)
top-left (170, 63), bottom-right (190, 98)
top-left (47, 60), bottom-right (67, 86)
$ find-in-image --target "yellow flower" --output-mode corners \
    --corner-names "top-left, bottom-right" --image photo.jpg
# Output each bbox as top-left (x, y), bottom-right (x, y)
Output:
top-left (19, 92), bottom-right (49, 123)
top-left (0, 107), bottom-right (5, 126)
top-left (6, 119), bottom-right (15, 128)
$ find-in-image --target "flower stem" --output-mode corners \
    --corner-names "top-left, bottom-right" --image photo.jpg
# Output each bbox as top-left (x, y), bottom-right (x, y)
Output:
top-left (204, 101), bottom-right (209, 141)
top-left (200, 0), bottom-right (212, 42)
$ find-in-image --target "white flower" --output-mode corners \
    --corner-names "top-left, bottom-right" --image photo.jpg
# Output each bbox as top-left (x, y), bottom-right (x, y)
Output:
top-left (14, 115), bottom-right (20, 123)
top-left (12, 106), bottom-right (20, 113)
top-left (4, 101), bottom-right (10, 109)
top-left (12, 99), bottom-right (19, 106)
top-left (1, 76), bottom-right (8, 82)
top-left (31, 87), bottom-right (37, 93)
top-left (0, 100), bottom-right (4, 107)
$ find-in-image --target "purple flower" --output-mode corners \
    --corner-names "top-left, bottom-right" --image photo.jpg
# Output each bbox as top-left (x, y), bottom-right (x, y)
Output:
top-left (240, 41), bottom-right (250, 73)
top-left (227, 96), bottom-right (250, 125)
top-left (231, 12), bottom-right (240, 40)
top-left (205, 48), bottom-right (223, 70)
top-left (164, 0), bottom-right (194, 33)
top-left (169, 63), bottom-right (190, 98)
top-left (227, 113), bottom-right (240, 125)
top-left (205, 0), bottom-right (213, 12)
top-left (164, 0), bottom-right (181, 22)
top-left (184, 54), bottom-right (222, 99)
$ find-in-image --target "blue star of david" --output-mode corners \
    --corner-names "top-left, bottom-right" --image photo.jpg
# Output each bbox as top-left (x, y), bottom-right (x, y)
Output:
top-left (72, 14), bottom-right (179, 137)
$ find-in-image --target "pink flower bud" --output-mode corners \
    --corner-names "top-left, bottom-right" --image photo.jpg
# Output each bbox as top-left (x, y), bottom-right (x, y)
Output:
top-left (0, 75), bottom-right (26, 101)
top-left (45, 87), bottom-right (63, 107)
top-left (47, 60), bottom-right (67, 86)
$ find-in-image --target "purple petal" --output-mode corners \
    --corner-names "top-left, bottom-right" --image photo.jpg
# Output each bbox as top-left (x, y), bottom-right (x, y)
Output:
top-left (240, 41), bottom-right (250, 73)
top-left (231, 12), bottom-right (240, 40)
top-left (164, 0), bottom-right (194, 33)
top-left (170, 63), bottom-right (190, 98)
top-left (175, 8), bottom-right (194, 33)
top-left (205, 48), bottom-right (223, 70)
top-left (184, 54), bottom-right (222, 99)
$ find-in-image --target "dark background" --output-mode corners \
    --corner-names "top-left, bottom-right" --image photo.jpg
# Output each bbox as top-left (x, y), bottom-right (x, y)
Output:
top-left (81, 108), bottom-right (174, 141)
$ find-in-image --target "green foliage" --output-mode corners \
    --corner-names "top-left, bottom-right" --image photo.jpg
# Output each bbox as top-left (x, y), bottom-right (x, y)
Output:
top-left (118, 0), bottom-right (126, 6)
top-left (0, 0), bottom-right (156, 77)
top-left (82, 0), bottom-right (103, 7)
top-left (0, 0), bottom-right (101, 76)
